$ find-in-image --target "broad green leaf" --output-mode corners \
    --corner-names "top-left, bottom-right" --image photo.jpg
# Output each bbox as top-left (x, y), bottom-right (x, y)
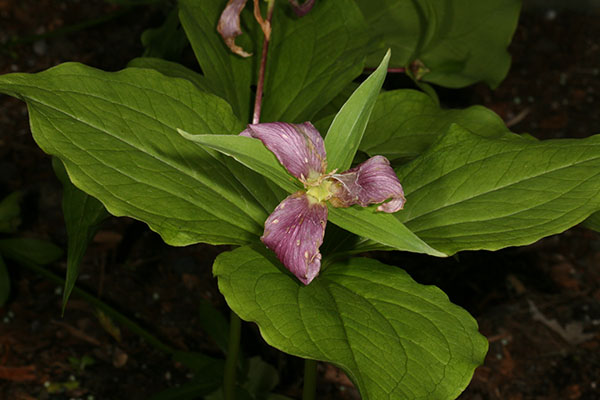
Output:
top-left (141, 7), bottom-right (188, 60)
top-left (180, 133), bottom-right (444, 256)
top-left (324, 50), bottom-right (390, 172)
top-left (583, 211), bottom-right (600, 232)
top-left (0, 63), bottom-right (280, 246)
top-left (357, 0), bottom-right (521, 88)
top-left (261, 0), bottom-right (370, 123)
top-left (360, 89), bottom-right (511, 161)
top-left (0, 255), bottom-right (9, 306)
top-left (215, 246), bottom-right (487, 400)
top-left (0, 192), bottom-right (21, 233)
top-left (0, 238), bottom-right (63, 265)
top-left (179, 0), bottom-right (254, 122)
top-left (128, 57), bottom-right (212, 93)
top-left (396, 125), bottom-right (600, 254)
top-left (52, 158), bottom-right (109, 313)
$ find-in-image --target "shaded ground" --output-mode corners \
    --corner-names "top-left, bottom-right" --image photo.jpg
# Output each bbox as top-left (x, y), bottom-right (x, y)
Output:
top-left (1, 1), bottom-right (599, 399)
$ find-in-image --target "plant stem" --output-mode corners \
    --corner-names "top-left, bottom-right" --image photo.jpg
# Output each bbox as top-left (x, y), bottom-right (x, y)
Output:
top-left (223, 311), bottom-right (242, 400)
top-left (302, 359), bottom-right (318, 400)
top-left (363, 67), bottom-right (406, 74)
top-left (252, 0), bottom-right (276, 124)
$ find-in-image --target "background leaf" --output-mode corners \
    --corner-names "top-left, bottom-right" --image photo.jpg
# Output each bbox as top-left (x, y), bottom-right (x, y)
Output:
top-left (215, 246), bottom-right (487, 400)
top-left (360, 89), bottom-right (512, 161)
top-left (141, 6), bottom-right (188, 60)
top-left (396, 125), bottom-right (600, 254)
top-left (261, 0), bottom-right (370, 123)
top-left (0, 63), bottom-right (280, 246)
top-left (52, 157), bottom-right (109, 313)
top-left (179, 0), bottom-right (255, 122)
top-left (583, 211), bottom-right (600, 232)
top-left (0, 238), bottom-right (63, 265)
top-left (128, 57), bottom-right (212, 92)
top-left (356, 0), bottom-right (521, 88)
top-left (0, 191), bottom-right (21, 233)
top-left (324, 49), bottom-right (389, 172)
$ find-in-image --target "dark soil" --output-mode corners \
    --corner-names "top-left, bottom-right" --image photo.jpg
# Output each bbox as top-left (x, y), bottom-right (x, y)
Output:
top-left (0, 1), bottom-right (599, 399)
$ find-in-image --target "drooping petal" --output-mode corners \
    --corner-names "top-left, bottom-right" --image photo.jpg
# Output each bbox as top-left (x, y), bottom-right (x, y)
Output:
top-left (288, 0), bottom-right (316, 17)
top-left (329, 155), bottom-right (406, 213)
top-left (217, 0), bottom-right (252, 58)
top-left (262, 191), bottom-right (327, 285)
top-left (241, 122), bottom-right (327, 184)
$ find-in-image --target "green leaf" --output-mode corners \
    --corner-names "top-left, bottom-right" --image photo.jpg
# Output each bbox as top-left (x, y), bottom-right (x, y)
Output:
top-left (261, 0), bottom-right (370, 123)
top-left (583, 211), bottom-right (600, 232)
top-left (360, 89), bottom-right (511, 161)
top-left (324, 50), bottom-right (390, 172)
top-left (214, 246), bottom-right (487, 400)
top-left (396, 125), bottom-right (600, 254)
top-left (0, 255), bottom-right (9, 306)
top-left (357, 0), bottom-right (521, 88)
top-left (141, 7), bottom-right (188, 60)
top-left (52, 158), bottom-right (109, 314)
top-left (0, 63), bottom-right (281, 246)
top-left (179, 0), bottom-right (254, 122)
top-left (0, 192), bottom-right (21, 233)
top-left (128, 57), bottom-right (212, 92)
top-left (0, 238), bottom-right (63, 265)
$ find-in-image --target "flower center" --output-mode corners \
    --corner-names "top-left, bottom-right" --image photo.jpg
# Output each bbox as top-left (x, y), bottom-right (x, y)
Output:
top-left (306, 179), bottom-right (333, 203)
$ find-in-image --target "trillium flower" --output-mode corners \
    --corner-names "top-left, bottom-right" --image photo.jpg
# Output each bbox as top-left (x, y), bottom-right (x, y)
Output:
top-left (241, 122), bottom-right (405, 285)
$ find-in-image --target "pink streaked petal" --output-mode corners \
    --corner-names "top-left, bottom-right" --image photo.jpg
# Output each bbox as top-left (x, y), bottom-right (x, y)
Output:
top-left (288, 0), bottom-right (316, 17)
top-left (261, 192), bottom-right (327, 285)
top-left (241, 122), bottom-right (327, 184)
top-left (329, 155), bottom-right (406, 213)
top-left (217, 0), bottom-right (252, 58)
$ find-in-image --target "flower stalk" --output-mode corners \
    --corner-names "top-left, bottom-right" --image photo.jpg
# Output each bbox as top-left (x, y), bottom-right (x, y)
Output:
top-left (252, 0), bottom-right (276, 124)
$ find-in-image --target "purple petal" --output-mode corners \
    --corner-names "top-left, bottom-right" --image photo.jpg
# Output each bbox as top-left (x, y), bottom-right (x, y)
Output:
top-left (262, 192), bottom-right (327, 285)
top-left (241, 122), bottom-right (327, 184)
top-left (288, 0), bottom-right (316, 17)
top-left (329, 155), bottom-right (406, 213)
top-left (217, 0), bottom-right (252, 57)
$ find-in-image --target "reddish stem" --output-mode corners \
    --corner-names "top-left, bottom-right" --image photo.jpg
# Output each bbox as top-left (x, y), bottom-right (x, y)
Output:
top-left (363, 67), bottom-right (406, 74)
top-left (252, 5), bottom-right (275, 124)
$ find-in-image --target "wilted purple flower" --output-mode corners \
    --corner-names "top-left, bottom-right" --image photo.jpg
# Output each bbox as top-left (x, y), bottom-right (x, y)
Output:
top-left (288, 0), bottom-right (316, 17)
top-left (241, 122), bottom-right (405, 285)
